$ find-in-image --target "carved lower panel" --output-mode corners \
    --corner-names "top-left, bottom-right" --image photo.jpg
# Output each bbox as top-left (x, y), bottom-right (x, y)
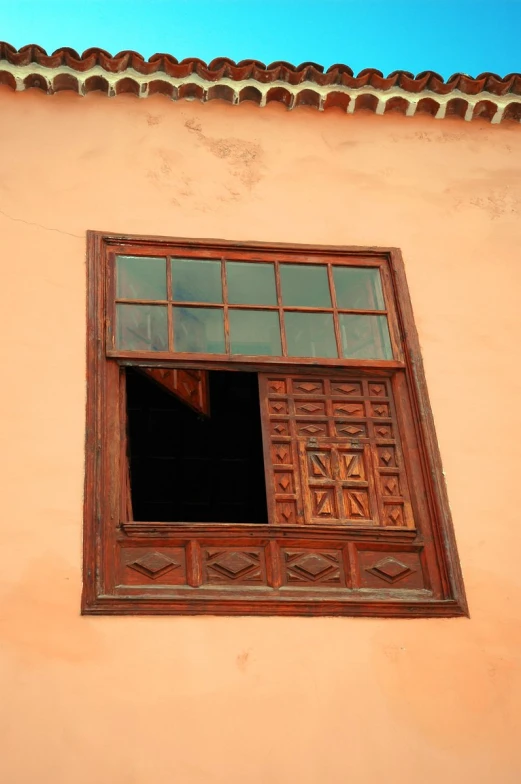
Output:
top-left (203, 548), bottom-right (267, 585)
top-left (118, 534), bottom-right (428, 594)
top-left (119, 546), bottom-right (187, 585)
top-left (357, 549), bottom-right (425, 590)
top-left (282, 549), bottom-right (346, 586)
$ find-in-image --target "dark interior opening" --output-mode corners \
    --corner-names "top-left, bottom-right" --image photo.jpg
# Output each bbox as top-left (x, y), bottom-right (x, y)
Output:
top-left (126, 368), bottom-right (268, 523)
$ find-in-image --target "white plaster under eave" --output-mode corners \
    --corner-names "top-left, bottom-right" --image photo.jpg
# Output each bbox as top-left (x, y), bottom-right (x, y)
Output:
top-left (0, 60), bottom-right (520, 125)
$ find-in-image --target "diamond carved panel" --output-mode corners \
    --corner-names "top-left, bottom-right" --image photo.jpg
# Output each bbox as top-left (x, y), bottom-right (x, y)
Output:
top-left (371, 402), bottom-right (390, 418)
top-left (384, 505), bottom-right (405, 526)
top-left (378, 446), bottom-right (397, 467)
top-left (369, 556), bottom-right (412, 582)
top-left (271, 420), bottom-right (290, 436)
top-left (276, 500), bottom-right (298, 523)
top-left (368, 383), bottom-right (387, 397)
top-left (293, 380), bottom-right (324, 395)
top-left (332, 401), bottom-right (365, 417)
top-left (267, 379), bottom-right (286, 395)
top-left (269, 400), bottom-right (289, 415)
top-left (275, 472), bottom-right (294, 494)
top-left (331, 381), bottom-right (362, 397)
top-left (205, 549), bottom-right (266, 584)
top-left (271, 443), bottom-right (292, 465)
top-left (128, 551), bottom-right (180, 579)
top-left (336, 422), bottom-right (367, 438)
top-left (357, 550), bottom-right (425, 590)
top-left (296, 421), bottom-right (328, 437)
top-left (284, 550), bottom-right (344, 586)
top-left (121, 547), bottom-right (187, 586)
top-left (382, 475), bottom-right (400, 496)
top-left (214, 552), bottom-right (253, 576)
top-left (295, 401), bottom-right (327, 416)
top-left (374, 423), bottom-right (393, 439)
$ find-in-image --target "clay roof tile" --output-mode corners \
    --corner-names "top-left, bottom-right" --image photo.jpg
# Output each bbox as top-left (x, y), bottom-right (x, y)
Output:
top-left (0, 42), bottom-right (518, 125)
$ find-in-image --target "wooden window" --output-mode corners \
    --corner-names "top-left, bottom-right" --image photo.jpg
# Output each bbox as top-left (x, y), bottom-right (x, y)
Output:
top-left (83, 233), bottom-right (467, 617)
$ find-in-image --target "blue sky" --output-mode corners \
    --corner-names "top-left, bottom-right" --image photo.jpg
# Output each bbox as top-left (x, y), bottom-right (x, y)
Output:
top-left (2, 0), bottom-right (520, 78)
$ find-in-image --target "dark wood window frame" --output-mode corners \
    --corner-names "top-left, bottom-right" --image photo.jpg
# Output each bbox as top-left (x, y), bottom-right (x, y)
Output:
top-left (82, 231), bottom-right (468, 617)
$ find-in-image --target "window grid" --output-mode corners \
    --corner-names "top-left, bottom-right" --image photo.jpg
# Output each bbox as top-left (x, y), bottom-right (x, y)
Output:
top-left (113, 256), bottom-right (392, 360)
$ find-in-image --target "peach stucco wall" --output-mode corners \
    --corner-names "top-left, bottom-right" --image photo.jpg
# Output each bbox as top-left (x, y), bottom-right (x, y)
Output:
top-left (1, 87), bottom-right (520, 784)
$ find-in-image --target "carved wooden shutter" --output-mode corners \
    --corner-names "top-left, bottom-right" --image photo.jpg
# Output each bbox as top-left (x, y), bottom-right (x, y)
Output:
top-left (140, 368), bottom-right (209, 415)
top-left (259, 372), bottom-right (414, 528)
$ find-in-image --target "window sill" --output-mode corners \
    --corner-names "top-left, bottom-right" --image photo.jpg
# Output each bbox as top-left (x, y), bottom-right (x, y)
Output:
top-left (83, 592), bottom-right (468, 618)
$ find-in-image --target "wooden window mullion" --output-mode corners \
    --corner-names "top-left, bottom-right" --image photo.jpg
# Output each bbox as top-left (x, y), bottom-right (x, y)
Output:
top-left (221, 257), bottom-right (230, 354)
top-left (327, 262), bottom-right (342, 358)
top-left (166, 256), bottom-right (174, 352)
top-left (274, 261), bottom-right (287, 356)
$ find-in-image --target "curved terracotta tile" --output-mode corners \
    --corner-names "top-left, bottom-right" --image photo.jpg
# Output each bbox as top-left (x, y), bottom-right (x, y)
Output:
top-left (0, 42), bottom-right (519, 124)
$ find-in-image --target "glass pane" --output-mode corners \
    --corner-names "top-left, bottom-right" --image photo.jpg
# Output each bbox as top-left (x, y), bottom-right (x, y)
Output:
top-left (116, 256), bottom-right (166, 300)
top-left (227, 261), bottom-right (277, 305)
top-left (116, 304), bottom-right (168, 351)
top-left (280, 264), bottom-right (332, 308)
top-left (333, 267), bottom-right (385, 310)
top-left (172, 258), bottom-right (222, 303)
top-left (285, 312), bottom-right (338, 358)
top-left (174, 307), bottom-right (225, 354)
top-left (339, 315), bottom-right (393, 359)
top-left (229, 309), bottom-right (281, 355)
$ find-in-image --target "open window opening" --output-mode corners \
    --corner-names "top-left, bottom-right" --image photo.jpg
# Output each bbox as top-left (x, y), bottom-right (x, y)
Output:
top-left (126, 367), bottom-right (269, 524)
